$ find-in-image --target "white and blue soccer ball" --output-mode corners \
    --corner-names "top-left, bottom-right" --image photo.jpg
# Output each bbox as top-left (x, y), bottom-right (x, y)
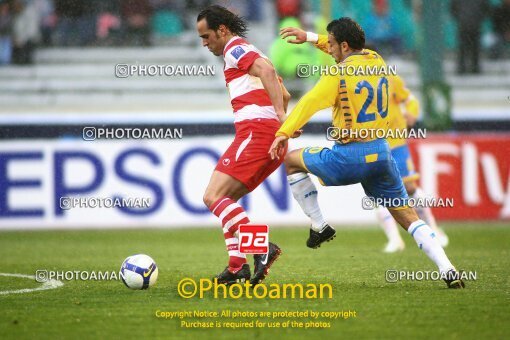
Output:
top-left (120, 254), bottom-right (158, 290)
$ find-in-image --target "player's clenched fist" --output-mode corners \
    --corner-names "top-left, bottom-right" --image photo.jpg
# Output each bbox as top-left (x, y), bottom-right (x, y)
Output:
top-left (280, 27), bottom-right (307, 44)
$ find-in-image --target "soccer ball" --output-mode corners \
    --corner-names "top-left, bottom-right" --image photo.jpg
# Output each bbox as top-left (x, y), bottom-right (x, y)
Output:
top-left (120, 254), bottom-right (158, 290)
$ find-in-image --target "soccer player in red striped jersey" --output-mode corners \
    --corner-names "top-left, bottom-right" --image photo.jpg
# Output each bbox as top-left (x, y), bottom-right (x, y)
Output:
top-left (196, 5), bottom-right (292, 285)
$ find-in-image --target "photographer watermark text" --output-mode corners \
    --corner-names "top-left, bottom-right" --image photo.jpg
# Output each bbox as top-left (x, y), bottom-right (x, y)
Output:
top-left (35, 270), bottom-right (120, 282)
top-left (297, 64), bottom-right (397, 78)
top-left (327, 127), bottom-right (426, 141)
top-left (115, 64), bottom-right (215, 78)
top-left (362, 196), bottom-right (454, 210)
top-left (385, 270), bottom-right (477, 283)
top-left (60, 197), bottom-right (150, 210)
top-left (83, 127), bottom-right (183, 141)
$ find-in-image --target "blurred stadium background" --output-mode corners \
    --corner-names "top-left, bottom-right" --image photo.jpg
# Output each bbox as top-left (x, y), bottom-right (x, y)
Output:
top-left (0, 0), bottom-right (509, 229)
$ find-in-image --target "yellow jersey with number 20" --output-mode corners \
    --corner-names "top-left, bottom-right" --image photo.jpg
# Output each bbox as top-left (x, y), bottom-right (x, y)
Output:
top-left (277, 37), bottom-right (390, 144)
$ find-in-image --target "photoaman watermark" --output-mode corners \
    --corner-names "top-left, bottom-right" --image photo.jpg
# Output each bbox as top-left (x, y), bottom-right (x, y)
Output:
top-left (177, 278), bottom-right (333, 299)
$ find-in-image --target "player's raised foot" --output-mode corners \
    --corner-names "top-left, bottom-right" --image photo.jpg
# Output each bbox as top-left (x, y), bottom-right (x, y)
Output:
top-left (383, 239), bottom-right (405, 253)
top-left (214, 263), bottom-right (251, 285)
top-left (250, 242), bottom-right (282, 285)
top-left (443, 269), bottom-right (465, 289)
top-left (306, 224), bottom-right (336, 249)
top-left (436, 227), bottom-right (449, 248)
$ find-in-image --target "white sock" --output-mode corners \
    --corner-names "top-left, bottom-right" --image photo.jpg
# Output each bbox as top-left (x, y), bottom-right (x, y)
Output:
top-left (412, 188), bottom-right (440, 233)
top-left (408, 220), bottom-right (454, 274)
top-left (288, 173), bottom-right (326, 231)
top-left (376, 206), bottom-right (403, 244)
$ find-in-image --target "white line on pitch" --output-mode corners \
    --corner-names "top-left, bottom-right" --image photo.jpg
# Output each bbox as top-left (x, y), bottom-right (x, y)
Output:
top-left (0, 273), bottom-right (64, 295)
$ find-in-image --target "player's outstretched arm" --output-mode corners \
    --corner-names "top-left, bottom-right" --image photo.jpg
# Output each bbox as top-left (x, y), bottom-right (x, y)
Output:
top-left (280, 27), bottom-right (330, 55)
top-left (277, 75), bottom-right (291, 113)
top-left (249, 58), bottom-right (286, 122)
top-left (280, 27), bottom-right (307, 44)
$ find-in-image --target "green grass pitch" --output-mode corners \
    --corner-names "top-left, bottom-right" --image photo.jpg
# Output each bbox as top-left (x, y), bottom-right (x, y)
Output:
top-left (0, 222), bottom-right (509, 339)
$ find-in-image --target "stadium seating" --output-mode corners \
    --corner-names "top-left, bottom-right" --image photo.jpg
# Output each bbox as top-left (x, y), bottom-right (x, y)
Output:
top-left (0, 45), bottom-right (508, 117)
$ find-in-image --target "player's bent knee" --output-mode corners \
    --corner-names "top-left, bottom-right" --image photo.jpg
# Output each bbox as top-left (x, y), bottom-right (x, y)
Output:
top-left (405, 181), bottom-right (417, 195)
top-left (284, 149), bottom-right (306, 174)
top-left (203, 191), bottom-right (217, 209)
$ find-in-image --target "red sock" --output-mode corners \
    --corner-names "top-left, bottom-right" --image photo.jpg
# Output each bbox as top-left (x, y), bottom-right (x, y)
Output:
top-left (210, 197), bottom-right (250, 271)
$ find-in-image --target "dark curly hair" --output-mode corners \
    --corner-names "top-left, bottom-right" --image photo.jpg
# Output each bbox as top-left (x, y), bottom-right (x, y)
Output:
top-left (327, 17), bottom-right (365, 50)
top-left (197, 5), bottom-right (248, 38)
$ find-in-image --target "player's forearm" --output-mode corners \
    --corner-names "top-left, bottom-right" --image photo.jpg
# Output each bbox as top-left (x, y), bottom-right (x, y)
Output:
top-left (281, 82), bottom-right (291, 113)
top-left (283, 96), bottom-right (290, 114)
top-left (276, 95), bottom-right (321, 137)
top-left (312, 33), bottom-right (330, 55)
top-left (298, 31), bottom-right (330, 56)
top-left (277, 73), bottom-right (338, 136)
top-left (259, 69), bottom-right (286, 120)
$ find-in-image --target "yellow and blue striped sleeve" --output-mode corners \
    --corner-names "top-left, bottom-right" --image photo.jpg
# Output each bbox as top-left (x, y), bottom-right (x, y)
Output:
top-left (276, 74), bottom-right (339, 138)
top-left (314, 34), bottom-right (330, 55)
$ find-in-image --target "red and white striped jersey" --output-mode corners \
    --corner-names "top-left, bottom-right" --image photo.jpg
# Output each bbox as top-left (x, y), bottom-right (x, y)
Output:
top-left (222, 37), bottom-right (278, 123)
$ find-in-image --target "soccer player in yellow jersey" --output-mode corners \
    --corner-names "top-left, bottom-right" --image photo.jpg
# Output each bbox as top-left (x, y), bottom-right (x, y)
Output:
top-left (281, 27), bottom-right (450, 253)
top-left (272, 18), bottom-right (463, 288)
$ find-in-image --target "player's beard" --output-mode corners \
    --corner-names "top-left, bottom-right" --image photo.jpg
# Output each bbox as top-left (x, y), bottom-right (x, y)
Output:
top-left (210, 31), bottom-right (223, 56)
